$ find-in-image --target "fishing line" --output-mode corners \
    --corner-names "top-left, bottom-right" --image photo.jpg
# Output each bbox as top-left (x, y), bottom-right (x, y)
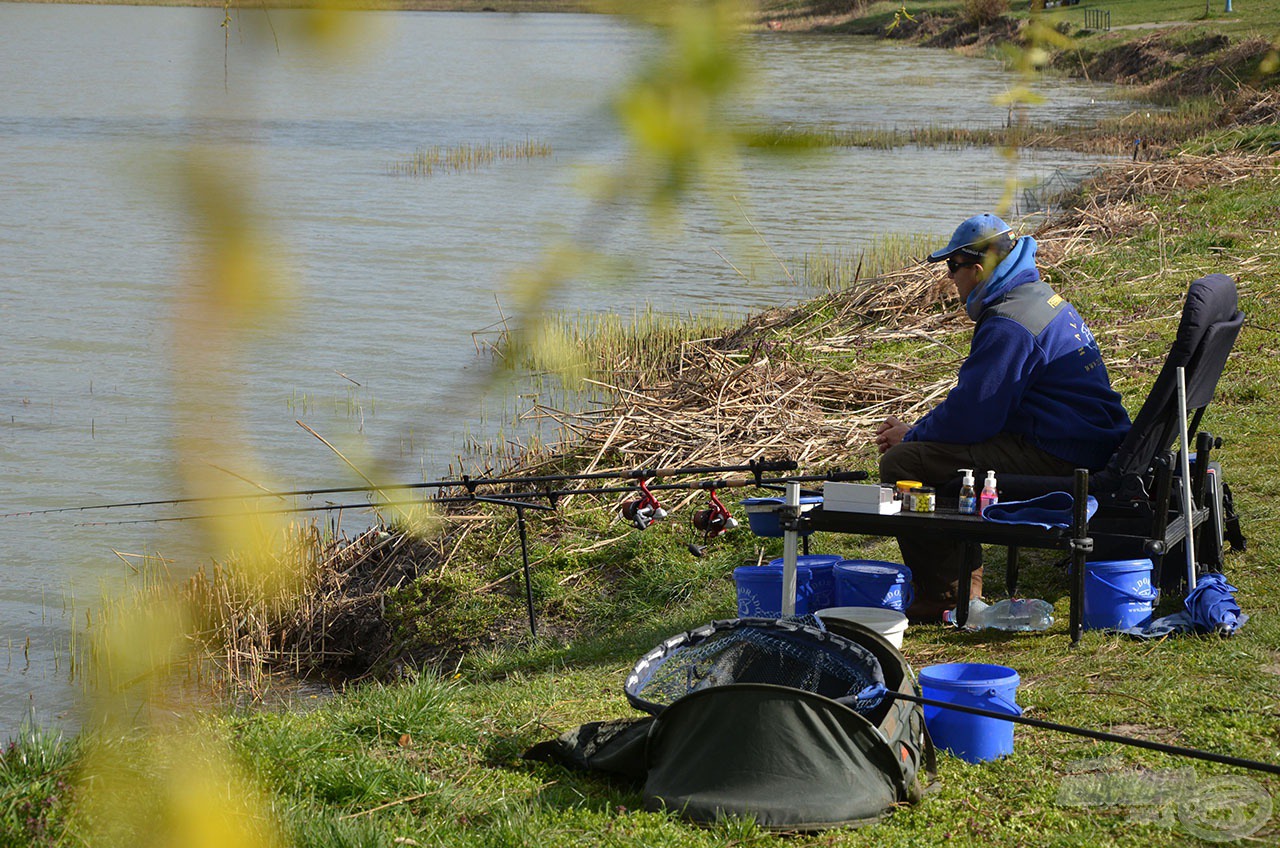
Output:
top-left (4, 459), bottom-right (802, 518)
top-left (887, 690), bottom-right (1280, 777)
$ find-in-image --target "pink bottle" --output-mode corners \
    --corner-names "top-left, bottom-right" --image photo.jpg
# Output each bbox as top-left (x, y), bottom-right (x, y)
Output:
top-left (979, 469), bottom-right (998, 515)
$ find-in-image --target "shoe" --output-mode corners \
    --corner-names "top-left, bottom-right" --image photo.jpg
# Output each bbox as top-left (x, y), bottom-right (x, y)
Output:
top-left (906, 568), bottom-right (984, 624)
top-left (906, 597), bottom-right (952, 624)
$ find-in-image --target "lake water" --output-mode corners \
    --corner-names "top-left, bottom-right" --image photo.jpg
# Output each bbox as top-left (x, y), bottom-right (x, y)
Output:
top-left (0, 4), bottom-right (1137, 736)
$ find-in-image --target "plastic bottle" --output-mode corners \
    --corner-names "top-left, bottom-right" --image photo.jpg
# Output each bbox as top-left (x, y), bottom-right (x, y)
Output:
top-left (944, 598), bottom-right (1055, 632)
top-left (957, 469), bottom-right (978, 515)
top-left (980, 469), bottom-right (999, 514)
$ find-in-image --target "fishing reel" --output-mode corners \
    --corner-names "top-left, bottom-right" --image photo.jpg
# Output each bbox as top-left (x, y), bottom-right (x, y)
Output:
top-left (621, 479), bottom-right (667, 530)
top-left (688, 489), bottom-right (738, 557)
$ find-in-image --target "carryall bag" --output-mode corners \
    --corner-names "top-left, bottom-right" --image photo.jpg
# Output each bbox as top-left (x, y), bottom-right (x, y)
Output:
top-left (525, 617), bottom-right (931, 830)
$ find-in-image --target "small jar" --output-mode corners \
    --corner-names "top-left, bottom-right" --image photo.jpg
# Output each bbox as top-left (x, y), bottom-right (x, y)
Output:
top-left (911, 486), bottom-right (936, 513)
top-left (895, 480), bottom-right (922, 501)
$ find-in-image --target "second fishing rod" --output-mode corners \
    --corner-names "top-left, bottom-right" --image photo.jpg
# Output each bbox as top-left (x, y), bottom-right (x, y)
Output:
top-left (6, 459), bottom-right (803, 519)
top-left (76, 470), bottom-right (870, 527)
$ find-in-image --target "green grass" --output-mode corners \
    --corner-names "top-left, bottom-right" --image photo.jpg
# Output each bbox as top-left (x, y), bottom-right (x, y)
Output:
top-left (1033, 0), bottom-right (1279, 37)
top-left (0, 726), bottom-right (77, 845)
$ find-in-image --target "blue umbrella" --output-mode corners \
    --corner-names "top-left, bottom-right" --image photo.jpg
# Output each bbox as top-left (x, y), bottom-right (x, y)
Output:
top-left (1120, 572), bottom-right (1247, 639)
top-left (1184, 572), bottom-right (1245, 635)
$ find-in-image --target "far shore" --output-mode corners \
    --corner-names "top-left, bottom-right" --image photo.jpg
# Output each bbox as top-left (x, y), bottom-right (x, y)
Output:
top-left (5, 0), bottom-right (592, 10)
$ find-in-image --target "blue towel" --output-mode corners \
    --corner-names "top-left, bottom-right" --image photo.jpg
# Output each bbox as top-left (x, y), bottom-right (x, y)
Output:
top-left (981, 491), bottom-right (1099, 529)
top-left (1118, 573), bottom-right (1247, 639)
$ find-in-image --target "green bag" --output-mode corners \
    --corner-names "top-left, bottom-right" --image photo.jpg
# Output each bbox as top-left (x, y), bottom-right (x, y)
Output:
top-left (525, 618), bottom-right (931, 831)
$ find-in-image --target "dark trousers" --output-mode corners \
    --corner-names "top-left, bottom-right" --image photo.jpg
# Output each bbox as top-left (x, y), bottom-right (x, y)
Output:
top-left (879, 433), bottom-right (1075, 619)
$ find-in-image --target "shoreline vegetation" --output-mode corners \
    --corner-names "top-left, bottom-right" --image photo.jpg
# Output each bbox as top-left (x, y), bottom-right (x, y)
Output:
top-left (3, 0), bottom-right (592, 9)
top-left (5, 1), bottom-right (1280, 845)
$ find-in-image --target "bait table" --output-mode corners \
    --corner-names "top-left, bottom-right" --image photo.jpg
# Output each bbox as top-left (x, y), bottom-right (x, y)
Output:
top-left (782, 469), bottom-right (1096, 645)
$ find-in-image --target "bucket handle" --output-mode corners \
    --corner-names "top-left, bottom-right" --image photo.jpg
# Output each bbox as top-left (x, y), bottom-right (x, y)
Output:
top-left (980, 689), bottom-right (1023, 718)
top-left (843, 581), bottom-right (913, 610)
top-left (1087, 573), bottom-right (1158, 603)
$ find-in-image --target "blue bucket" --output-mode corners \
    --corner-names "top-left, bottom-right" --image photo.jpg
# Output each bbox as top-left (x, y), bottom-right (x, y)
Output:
top-left (733, 564), bottom-right (812, 618)
top-left (769, 555), bottom-right (841, 611)
top-left (1083, 559), bottom-right (1157, 631)
top-left (919, 663), bottom-right (1023, 763)
top-left (833, 560), bottom-right (914, 612)
top-left (740, 496), bottom-right (822, 537)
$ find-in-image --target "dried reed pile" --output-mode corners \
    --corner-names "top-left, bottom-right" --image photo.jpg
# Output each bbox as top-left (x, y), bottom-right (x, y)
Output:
top-left (518, 270), bottom-right (965, 476)
top-left (1053, 153), bottom-right (1280, 220)
top-left (180, 525), bottom-right (440, 693)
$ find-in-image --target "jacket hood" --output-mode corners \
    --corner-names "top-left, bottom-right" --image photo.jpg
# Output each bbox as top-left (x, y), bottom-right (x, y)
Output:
top-left (966, 236), bottom-right (1040, 321)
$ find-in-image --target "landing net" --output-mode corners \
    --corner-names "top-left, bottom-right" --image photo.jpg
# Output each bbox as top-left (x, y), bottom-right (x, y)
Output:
top-left (625, 617), bottom-right (886, 716)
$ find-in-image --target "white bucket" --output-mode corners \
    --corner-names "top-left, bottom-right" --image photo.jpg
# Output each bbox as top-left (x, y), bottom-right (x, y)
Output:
top-left (816, 606), bottom-right (909, 649)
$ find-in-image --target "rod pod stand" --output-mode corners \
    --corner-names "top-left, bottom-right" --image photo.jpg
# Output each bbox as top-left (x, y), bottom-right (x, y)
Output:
top-left (780, 481), bottom-right (802, 616)
top-left (469, 495), bottom-right (555, 636)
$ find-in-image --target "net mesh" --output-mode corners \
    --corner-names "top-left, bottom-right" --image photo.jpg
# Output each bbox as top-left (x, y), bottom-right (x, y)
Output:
top-left (625, 617), bottom-right (886, 716)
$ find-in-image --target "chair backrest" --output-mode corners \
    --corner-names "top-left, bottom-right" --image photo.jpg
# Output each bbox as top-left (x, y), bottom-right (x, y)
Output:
top-left (1100, 273), bottom-right (1244, 490)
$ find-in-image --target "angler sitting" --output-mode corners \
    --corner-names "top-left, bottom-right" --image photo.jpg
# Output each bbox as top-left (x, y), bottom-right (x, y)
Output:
top-left (874, 213), bottom-right (1131, 622)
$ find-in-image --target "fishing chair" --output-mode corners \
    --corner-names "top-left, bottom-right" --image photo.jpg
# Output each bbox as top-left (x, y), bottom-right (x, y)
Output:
top-left (967, 272), bottom-right (1245, 597)
top-left (806, 272), bottom-right (1244, 644)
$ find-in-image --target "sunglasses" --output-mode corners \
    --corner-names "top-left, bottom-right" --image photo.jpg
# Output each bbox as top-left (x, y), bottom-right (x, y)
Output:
top-left (946, 257), bottom-right (979, 274)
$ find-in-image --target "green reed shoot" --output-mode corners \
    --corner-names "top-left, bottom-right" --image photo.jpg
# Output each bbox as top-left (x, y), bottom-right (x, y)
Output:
top-left (388, 139), bottom-right (553, 177)
top-left (803, 234), bottom-right (939, 293)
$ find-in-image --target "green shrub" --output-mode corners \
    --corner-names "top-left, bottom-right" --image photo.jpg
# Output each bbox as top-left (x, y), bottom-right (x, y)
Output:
top-left (962, 0), bottom-right (1009, 26)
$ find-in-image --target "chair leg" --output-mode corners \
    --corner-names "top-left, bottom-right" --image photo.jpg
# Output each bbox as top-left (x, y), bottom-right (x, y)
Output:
top-left (1069, 468), bottom-right (1091, 648)
top-left (1198, 468), bottom-right (1225, 572)
top-left (1149, 453), bottom-right (1176, 593)
top-left (1006, 546), bottom-right (1020, 596)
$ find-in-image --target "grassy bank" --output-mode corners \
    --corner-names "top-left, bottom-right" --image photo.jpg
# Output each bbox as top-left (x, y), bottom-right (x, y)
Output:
top-left (758, 0), bottom-right (1279, 101)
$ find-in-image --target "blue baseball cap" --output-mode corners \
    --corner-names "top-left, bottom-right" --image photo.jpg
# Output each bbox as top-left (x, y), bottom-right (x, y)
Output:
top-left (927, 213), bottom-right (1013, 263)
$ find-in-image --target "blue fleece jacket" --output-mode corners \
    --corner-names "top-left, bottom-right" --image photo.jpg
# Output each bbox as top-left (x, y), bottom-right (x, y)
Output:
top-left (904, 237), bottom-right (1131, 469)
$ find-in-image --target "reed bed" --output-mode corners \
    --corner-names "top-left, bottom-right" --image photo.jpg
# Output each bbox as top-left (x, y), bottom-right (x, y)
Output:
top-left (743, 97), bottom-right (1242, 155)
top-left (803, 234), bottom-right (941, 291)
top-left (387, 139), bottom-right (552, 177)
top-left (188, 524), bottom-right (462, 694)
top-left (81, 523), bottom-right (467, 699)
top-left (481, 306), bottom-right (741, 378)
top-left (512, 270), bottom-right (964, 476)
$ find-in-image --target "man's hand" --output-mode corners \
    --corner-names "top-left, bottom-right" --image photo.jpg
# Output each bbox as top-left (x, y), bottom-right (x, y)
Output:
top-left (875, 415), bottom-right (911, 454)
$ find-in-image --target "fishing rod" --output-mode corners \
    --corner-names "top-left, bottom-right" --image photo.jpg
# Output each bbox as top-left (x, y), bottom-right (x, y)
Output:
top-left (885, 689), bottom-right (1280, 777)
top-left (75, 495), bottom-right (556, 527)
top-left (3, 459), bottom-right (800, 518)
top-left (74, 470), bottom-right (869, 527)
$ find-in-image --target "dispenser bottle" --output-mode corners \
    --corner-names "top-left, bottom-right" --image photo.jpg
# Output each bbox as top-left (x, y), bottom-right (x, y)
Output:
top-left (980, 470), bottom-right (999, 514)
top-left (957, 469), bottom-right (977, 515)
